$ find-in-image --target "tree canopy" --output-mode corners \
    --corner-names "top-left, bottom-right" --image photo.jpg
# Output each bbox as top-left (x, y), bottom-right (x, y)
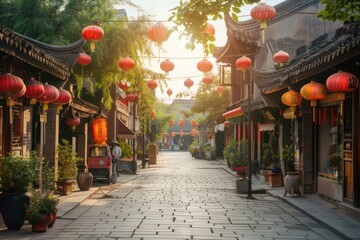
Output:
top-left (317, 0), bottom-right (360, 22)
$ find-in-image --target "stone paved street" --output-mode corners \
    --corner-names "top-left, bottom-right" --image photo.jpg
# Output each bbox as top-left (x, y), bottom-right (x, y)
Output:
top-left (0, 151), bottom-right (342, 239)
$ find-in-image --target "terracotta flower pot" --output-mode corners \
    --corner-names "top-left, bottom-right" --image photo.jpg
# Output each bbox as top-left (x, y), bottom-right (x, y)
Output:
top-left (48, 212), bottom-right (57, 228)
top-left (31, 214), bottom-right (51, 232)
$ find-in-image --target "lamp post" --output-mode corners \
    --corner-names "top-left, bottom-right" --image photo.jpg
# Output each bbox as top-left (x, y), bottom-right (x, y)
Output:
top-left (246, 79), bottom-right (254, 199)
top-left (131, 101), bottom-right (137, 174)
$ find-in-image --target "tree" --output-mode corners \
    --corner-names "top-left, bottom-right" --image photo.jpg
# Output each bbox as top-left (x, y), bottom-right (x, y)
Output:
top-left (317, 0), bottom-right (360, 22)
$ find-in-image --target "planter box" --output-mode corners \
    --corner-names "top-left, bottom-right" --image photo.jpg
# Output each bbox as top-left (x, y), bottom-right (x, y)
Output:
top-left (268, 173), bottom-right (283, 187)
top-left (148, 144), bottom-right (157, 164)
top-left (236, 179), bottom-right (248, 194)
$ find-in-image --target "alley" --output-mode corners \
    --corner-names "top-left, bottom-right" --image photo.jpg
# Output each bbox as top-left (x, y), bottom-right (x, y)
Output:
top-left (0, 152), bottom-right (341, 239)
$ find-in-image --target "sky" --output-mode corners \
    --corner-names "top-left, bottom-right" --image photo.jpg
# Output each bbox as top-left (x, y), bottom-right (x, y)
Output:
top-left (123, 0), bottom-right (285, 104)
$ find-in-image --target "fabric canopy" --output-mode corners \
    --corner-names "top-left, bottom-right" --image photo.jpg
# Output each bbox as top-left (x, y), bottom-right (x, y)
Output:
top-left (117, 120), bottom-right (135, 139)
top-left (222, 107), bottom-right (243, 120)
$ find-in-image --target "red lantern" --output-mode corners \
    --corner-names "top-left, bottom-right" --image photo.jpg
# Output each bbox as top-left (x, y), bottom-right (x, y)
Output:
top-left (224, 121), bottom-right (230, 127)
top-left (12, 84), bottom-right (26, 99)
top-left (216, 86), bottom-right (224, 96)
top-left (171, 132), bottom-right (176, 137)
top-left (281, 90), bottom-right (302, 108)
top-left (0, 73), bottom-right (25, 104)
top-left (250, 3), bottom-right (276, 43)
top-left (184, 78), bottom-right (194, 89)
top-left (125, 93), bottom-right (139, 102)
top-left (160, 59), bottom-right (175, 73)
top-left (236, 56), bottom-right (252, 79)
top-left (190, 119), bottom-right (196, 126)
top-left (191, 129), bottom-right (197, 136)
top-left (202, 76), bottom-right (213, 85)
top-left (300, 81), bottom-right (327, 122)
top-left (147, 80), bottom-right (158, 90)
top-left (53, 88), bottom-right (72, 110)
top-left (148, 22), bottom-right (169, 45)
top-left (203, 23), bottom-right (215, 36)
top-left (82, 24), bottom-right (104, 52)
top-left (166, 89), bottom-right (173, 97)
top-left (326, 71), bottom-right (359, 115)
top-left (178, 119), bottom-right (185, 127)
top-left (77, 52), bottom-right (92, 66)
top-left (273, 50), bottom-right (289, 67)
top-left (36, 83), bottom-right (59, 109)
top-left (118, 80), bottom-right (130, 92)
top-left (197, 59), bottom-right (213, 73)
top-left (150, 110), bottom-right (156, 120)
top-left (24, 78), bottom-right (45, 104)
top-left (169, 119), bottom-right (175, 126)
top-left (92, 118), bottom-right (108, 144)
top-left (119, 57), bottom-right (135, 72)
top-left (66, 116), bottom-right (81, 130)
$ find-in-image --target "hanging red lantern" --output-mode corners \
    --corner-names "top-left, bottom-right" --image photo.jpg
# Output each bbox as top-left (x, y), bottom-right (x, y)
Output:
top-left (150, 110), bottom-right (156, 120)
top-left (197, 59), bottom-right (213, 73)
top-left (178, 119), bottom-right (185, 127)
top-left (77, 52), bottom-right (92, 66)
top-left (0, 73), bottom-right (25, 105)
top-left (224, 121), bottom-right (230, 127)
top-left (171, 132), bottom-right (176, 137)
top-left (36, 83), bottom-right (59, 110)
top-left (147, 80), bottom-right (158, 90)
top-left (190, 129), bottom-right (197, 136)
top-left (148, 22), bottom-right (169, 45)
top-left (92, 117), bottom-right (108, 144)
top-left (300, 81), bottom-right (327, 122)
top-left (236, 56), bottom-right (252, 79)
top-left (184, 78), bottom-right (194, 89)
top-left (273, 50), bottom-right (289, 67)
top-left (160, 59), bottom-right (175, 74)
top-left (250, 3), bottom-right (276, 43)
top-left (119, 57), bottom-right (135, 72)
top-left (53, 88), bottom-right (72, 110)
top-left (203, 23), bottom-right (215, 36)
top-left (66, 116), bottom-right (81, 130)
top-left (118, 80), bottom-right (130, 92)
top-left (216, 85), bottom-right (224, 96)
top-left (326, 71), bottom-right (359, 116)
top-left (169, 119), bottom-right (175, 126)
top-left (24, 77), bottom-right (45, 104)
top-left (82, 24), bottom-right (104, 52)
top-left (202, 76), bottom-right (213, 85)
top-left (281, 90), bottom-right (302, 113)
top-left (125, 93), bottom-right (139, 102)
top-left (166, 89), bottom-right (173, 97)
top-left (12, 84), bottom-right (26, 99)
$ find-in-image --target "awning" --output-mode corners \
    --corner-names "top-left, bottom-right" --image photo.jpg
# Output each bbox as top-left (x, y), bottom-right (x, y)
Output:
top-left (259, 122), bottom-right (275, 132)
top-left (222, 107), bottom-right (243, 120)
top-left (117, 120), bottom-right (135, 139)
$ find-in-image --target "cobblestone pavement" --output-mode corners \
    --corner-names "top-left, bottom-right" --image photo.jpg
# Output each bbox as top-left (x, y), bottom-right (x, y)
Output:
top-left (0, 152), bottom-right (342, 239)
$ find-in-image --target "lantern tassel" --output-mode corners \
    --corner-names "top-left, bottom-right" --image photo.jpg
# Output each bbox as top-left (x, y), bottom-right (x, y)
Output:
top-left (30, 99), bottom-right (36, 105)
top-left (340, 100), bottom-right (343, 116)
top-left (90, 42), bottom-right (95, 52)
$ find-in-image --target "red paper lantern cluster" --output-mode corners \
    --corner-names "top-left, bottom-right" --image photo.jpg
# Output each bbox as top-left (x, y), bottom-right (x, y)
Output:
top-left (92, 118), bottom-right (108, 144)
top-left (36, 83), bottom-right (60, 110)
top-left (119, 57), bottom-right (135, 72)
top-left (77, 52), bottom-right (92, 66)
top-left (53, 88), bottom-right (72, 109)
top-left (148, 22), bottom-right (169, 45)
top-left (160, 59), bottom-right (175, 73)
top-left (0, 73), bottom-right (25, 101)
top-left (273, 50), bottom-right (289, 67)
top-left (82, 24), bottom-right (104, 52)
top-left (197, 59), bottom-right (213, 73)
top-left (184, 78), bottom-right (194, 89)
top-left (250, 3), bottom-right (276, 43)
top-left (300, 81), bottom-right (327, 122)
top-left (236, 56), bottom-right (252, 79)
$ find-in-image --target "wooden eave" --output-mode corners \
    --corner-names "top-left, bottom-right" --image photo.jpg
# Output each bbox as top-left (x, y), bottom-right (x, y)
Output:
top-left (0, 25), bottom-right (84, 80)
top-left (70, 98), bottom-right (99, 115)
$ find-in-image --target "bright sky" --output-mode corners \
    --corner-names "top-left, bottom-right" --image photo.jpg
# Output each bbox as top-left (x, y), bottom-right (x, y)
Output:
top-left (125, 0), bottom-right (285, 104)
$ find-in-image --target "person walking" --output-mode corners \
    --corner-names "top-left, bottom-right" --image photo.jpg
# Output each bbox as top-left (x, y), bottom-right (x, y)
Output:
top-left (111, 140), bottom-right (122, 177)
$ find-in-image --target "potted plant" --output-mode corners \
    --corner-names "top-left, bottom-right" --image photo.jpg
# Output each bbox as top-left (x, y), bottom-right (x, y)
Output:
top-left (77, 162), bottom-right (93, 191)
top-left (0, 153), bottom-right (35, 230)
top-left (25, 188), bottom-right (58, 232)
top-left (57, 139), bottom-right (82, 195)
top-left (223, 139), bottom-right (240, 168)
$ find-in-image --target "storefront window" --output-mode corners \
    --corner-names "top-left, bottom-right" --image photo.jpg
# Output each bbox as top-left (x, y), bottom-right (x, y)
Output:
top-left (318, 105), bottom-right (342, 181)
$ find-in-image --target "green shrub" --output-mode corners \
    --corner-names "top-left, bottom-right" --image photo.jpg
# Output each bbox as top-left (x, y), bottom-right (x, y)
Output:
top-left (119, 141), bottom-right (132, 158)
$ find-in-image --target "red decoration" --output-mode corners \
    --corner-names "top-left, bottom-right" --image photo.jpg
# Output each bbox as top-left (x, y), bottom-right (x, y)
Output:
top-left (125, 93), bottom-right (139, 102)
top-left (147, 80), bottom-right (158, 90)
top-left (82, 24), bottom-right (104, 52)
top-left (216, 86), bottom-right (224, 96)
top-left (12, 84), bottom-right (26, 99)
top-left (36, 83), bottom-right (59, 105)
top-left (150, 110), bottom-right (156, 120)
top-left (273, 50), bottom-right (289, 67)
top-left (203, 23), bottom-right (215, 36)
top-left (92, 118), bottom-right (108, 144)
top-left (281, 90), bottom-right (302, 114)
top-left (236, 56), bottom-right (252, 79)
top-left (160, 59), bottom-right (175, 73)
top-left (197, 59), bottom-right (213, 73)
top-left (53, 88), bottom-right (72, 109)
top-left (190, 119), bottom-right (196, 126)
top-left (202, 76), bottom-right (213, 85)
top-left (148, 22), bottom-right (169, 45)
top-left (222, 107), bottom-right (243, 119)
top-left (184, 78), bottom-right (194, 89)
top-left (171, 132), bottom-right (176, 137)
top-left (326, 71), bottom-right (359, 115)
top-left (300, 81), bottom-right (327, 122)
top-left (250, 3), bottom-right (276, 43)
top-left (178, 119), bottom-right (185, 127)
top-left (66, 116), bottom-right (81, 130)
top-left (77, 52), bottom-right (92, 66)
top-left (169, 119), bottom-right (175, 126)
top-left (24, 78), bottom-right (45, 104)
top-left (224, 121), bottom-right (230, 127)
top-left (0, 73), bottom-right (25, 99)
top-left (118, 80), bottom-right (130, 91)
top-left (119, 57), bottom-right (135, 72)
top-left (166, 89), bottom-right (173, 97)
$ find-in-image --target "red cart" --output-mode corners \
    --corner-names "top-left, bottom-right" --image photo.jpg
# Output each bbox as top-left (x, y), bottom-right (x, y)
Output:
top-left (88, 144), bottom-right (117, 184)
